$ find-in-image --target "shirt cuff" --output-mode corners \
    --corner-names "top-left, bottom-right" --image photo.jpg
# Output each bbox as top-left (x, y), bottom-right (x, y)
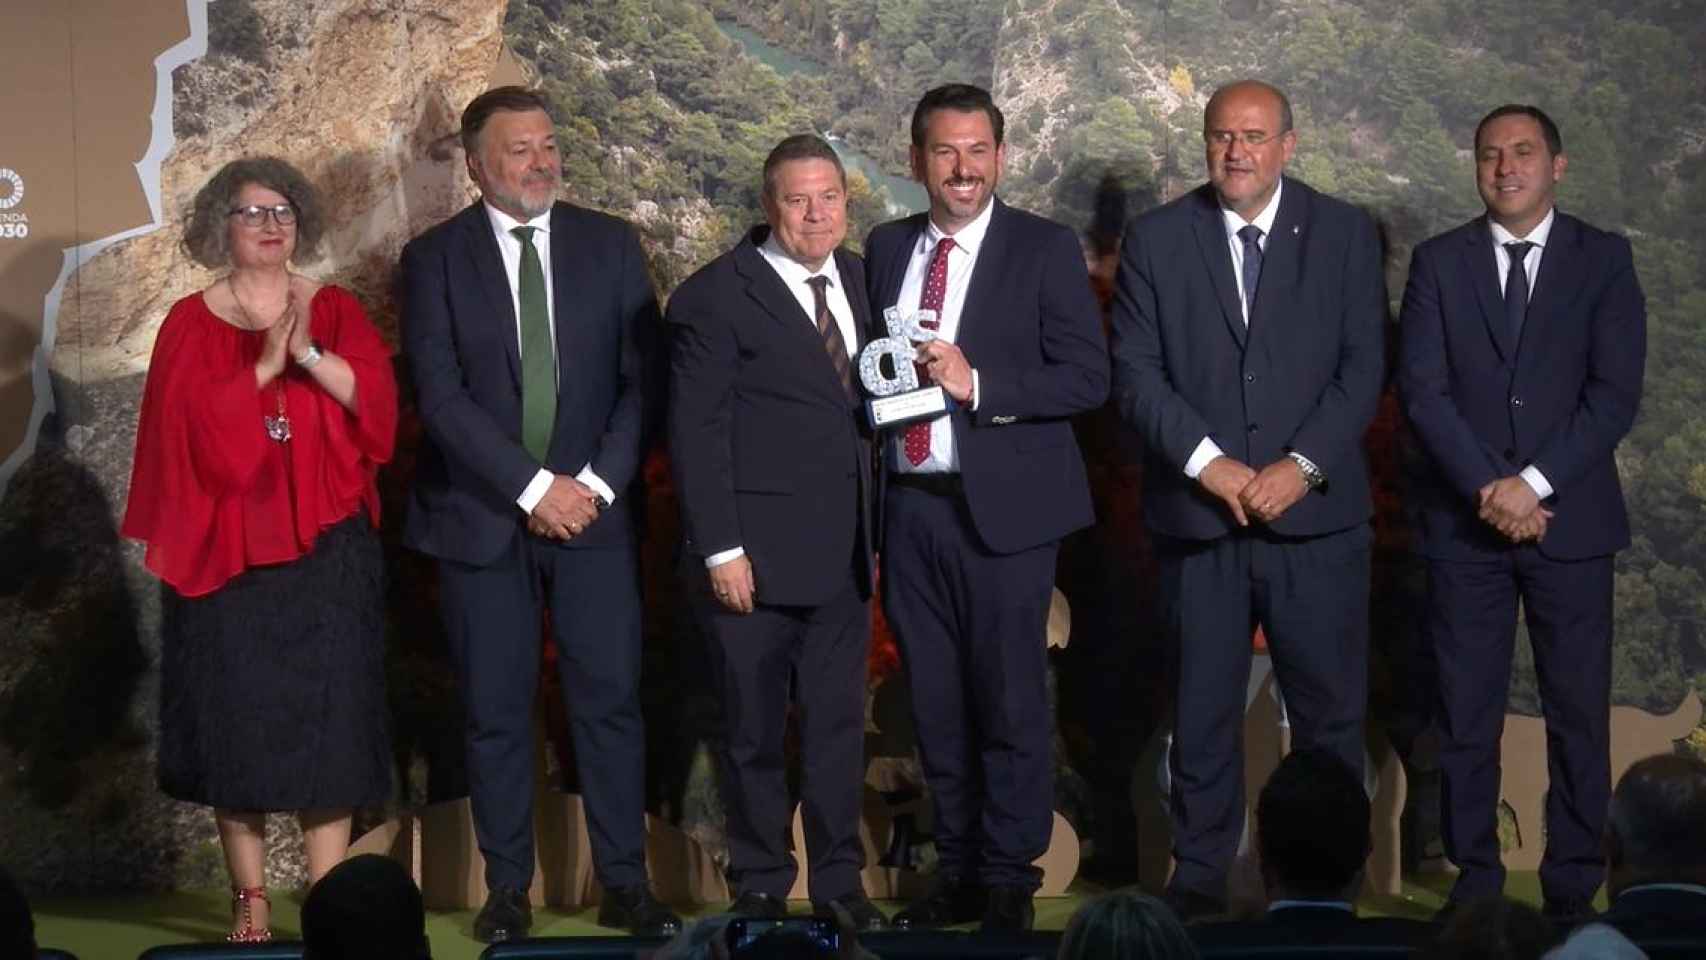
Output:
top-left (1520, 465), bottom-right (1554, 500)
top-left (1184, 436), bottom-right (1226, 479)
top-left (576, 464), bottom-right (616, 506)
top-left (970, 369), bottom-right (980, 411)
top-left (517, 469), bottom-right (554, 514)
top-left (705, 547), bottom-right (746, 568)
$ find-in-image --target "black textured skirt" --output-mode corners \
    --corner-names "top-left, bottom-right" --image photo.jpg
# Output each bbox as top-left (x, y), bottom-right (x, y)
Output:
top-left (157, 515), bottom-right (392, 811)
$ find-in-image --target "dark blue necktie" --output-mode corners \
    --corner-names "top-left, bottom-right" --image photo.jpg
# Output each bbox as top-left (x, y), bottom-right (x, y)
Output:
top-left (1503, 240), bottom-right (1534, 341)
top-left (1238, 224), bottom-right (1264, 321)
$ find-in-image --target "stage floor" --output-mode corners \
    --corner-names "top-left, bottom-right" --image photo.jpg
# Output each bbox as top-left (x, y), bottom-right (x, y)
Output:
top-left (33, 873), bottom-right (1572, 960)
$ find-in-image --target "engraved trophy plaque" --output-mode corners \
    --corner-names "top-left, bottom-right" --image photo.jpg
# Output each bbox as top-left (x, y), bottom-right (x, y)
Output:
top-left (857, 306), bottom-right (955, 429)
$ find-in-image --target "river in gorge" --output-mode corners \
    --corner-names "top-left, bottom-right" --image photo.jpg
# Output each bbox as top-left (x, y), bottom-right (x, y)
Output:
top-left (714, 20), bottom-right (929, 216)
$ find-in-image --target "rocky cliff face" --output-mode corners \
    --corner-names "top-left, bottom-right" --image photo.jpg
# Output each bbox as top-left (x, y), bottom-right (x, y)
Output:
top-left (2, 0), bottom-right (507, 893)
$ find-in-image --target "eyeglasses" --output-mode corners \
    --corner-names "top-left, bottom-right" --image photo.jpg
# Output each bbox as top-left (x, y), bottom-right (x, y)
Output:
top-left (1204, 130), bottom-right (1285, 148)
top-left (228, 204), bottom-right (297, 227)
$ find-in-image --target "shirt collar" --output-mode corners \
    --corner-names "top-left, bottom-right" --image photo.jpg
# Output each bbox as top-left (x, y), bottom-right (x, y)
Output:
top-left (1222, 178), bottom-right (1284, 242)
top-left (759, 230), bottom-right (843, 290)
top-left (922, 196), bottom-right (996, 258)
top-left (1268, 899), bottom-right (1354, 914)
top-left (485, 201), bottom-right (552, 239)
top-left (1489, 206), bottom-right (1555, 248)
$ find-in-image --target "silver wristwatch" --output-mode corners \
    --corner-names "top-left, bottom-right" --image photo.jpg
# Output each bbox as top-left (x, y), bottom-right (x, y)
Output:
top-left (1287, 451), bottom-right (1326, 491)
top-left (296, 342), bottom-right (324, 369)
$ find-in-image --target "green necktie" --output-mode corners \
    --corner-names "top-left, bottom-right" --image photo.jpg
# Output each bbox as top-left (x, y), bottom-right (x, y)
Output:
top-left (512, 225), bottom-right (556, 461)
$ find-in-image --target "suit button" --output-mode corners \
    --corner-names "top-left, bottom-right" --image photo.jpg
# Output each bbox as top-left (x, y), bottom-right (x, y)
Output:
top-left (1245, 373), bottom-right (1256, 383)
top-left (1503, 448), bottom-right (1516, 460)
top-left (1511, 396), bottom-right (1524, 407)
top-left (1248, 423), bottom-right (1259, 433)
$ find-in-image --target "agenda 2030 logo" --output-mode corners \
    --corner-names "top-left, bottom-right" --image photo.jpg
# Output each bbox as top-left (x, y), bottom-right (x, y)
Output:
top-left (0, 168), bottom-right (28, 239)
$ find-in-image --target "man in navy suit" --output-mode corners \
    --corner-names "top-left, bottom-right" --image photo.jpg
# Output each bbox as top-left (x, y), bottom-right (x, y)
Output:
top-left (400, 86), bottom-right (677, 941)
top-left (864, 83), bottom-right (1109, 932)
top-left (1398, 104), bottom-right (1646, 920)
top-left (667, 135), bottom-right (886, 931)
top-left (1111, 79), bottom-right (1387, 919)
top-left (1600, 754), bottom-right (1706, 942)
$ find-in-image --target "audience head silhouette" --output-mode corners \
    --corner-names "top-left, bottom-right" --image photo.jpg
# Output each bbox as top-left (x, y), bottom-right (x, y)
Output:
top-left (1256, 747), bottom-right (1371, 902)
top-left (0, 866), bottom-right (34, 960)
top-left (1428, 898), bottom-right (1559, 960)
top-left (1058, 890), bottom-right (1199, 960)
top-left (1604, 752), bottom-right (1706, 896)
top-left (301, 854), bottom-right (430, 960)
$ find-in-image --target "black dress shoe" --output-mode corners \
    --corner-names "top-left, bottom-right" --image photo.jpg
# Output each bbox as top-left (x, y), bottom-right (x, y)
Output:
top-left (474, 886), bottom-right (531, 943)
top-left (814, 892), bottom-right (888, 931)
top-left (599, 884), bottom-right (683, 937)
top-left (979, 885), bottom-right (1034, 932)
top-left (894, 875), bottom-right (985, 929)
top-left (1163, 887), bottom-right (1226, 923)
top-left (729, 889), bottom-right (790, 919)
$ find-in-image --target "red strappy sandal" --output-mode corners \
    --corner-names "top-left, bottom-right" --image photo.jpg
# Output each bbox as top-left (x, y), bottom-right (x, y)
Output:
top-left (227, 885), bottom-right (272, 943)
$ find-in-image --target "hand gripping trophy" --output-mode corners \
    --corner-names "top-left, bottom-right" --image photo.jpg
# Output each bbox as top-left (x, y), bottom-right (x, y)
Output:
top-left (858, 306), bottom-right (956, 429)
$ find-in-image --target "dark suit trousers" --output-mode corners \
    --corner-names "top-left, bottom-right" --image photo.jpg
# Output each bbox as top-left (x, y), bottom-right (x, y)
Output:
top-left (438, 531), bottom-right (648, 893)
top-left (698, 571), bottom-right (870, 902)
top-left (1157, 524), bottom-right (1371, 900)
top-left (882, 481), bottom-right (1057, 891)
top-left (1429, 548), bottom-right (1612, 903)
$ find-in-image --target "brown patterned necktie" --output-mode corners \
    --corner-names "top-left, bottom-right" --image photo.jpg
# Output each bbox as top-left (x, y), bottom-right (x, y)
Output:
top-left (806, 275), bottom-right (853, 398)
top-left (903, 236), bottom-right (955, 466)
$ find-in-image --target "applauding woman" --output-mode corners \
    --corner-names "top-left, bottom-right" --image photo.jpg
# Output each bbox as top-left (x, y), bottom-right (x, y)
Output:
top-left (122, 157), bottom-right (397, 942)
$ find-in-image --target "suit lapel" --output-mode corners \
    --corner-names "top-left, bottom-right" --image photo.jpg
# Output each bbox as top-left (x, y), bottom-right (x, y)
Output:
top-left (1191, 190), bottom-right (1248, 349)
top-left (836, 248), bottom-right (874, 353)
top-left (955, 199), bottom-right (1010, 350)
top-left (1248, 181), bottom-right (1306, 337)
top-left (1518, 212), bottom-right (1586, 359)
top-left (734, 230), bottom-right (847, 405)
top-left (877, 215), bottom-right (927, 315)
top-left (1463, 216), bottom-right (1516, 362)
top-left (461, 202), bottom-right (523, 389)
top-left (549, 203), bottom-right (591, 400)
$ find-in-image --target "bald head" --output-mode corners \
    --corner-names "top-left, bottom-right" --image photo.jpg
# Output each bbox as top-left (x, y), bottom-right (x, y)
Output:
top-left (1605, 753), bottom-right (1706, 896)
top-left (1204, 80), bottom-right (1294, 136)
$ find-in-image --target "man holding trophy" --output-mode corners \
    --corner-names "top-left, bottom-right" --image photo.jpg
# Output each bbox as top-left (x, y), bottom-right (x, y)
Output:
top-left (863, 84), bottom-right (1110, 932)
top-left (667, 135), bottom-right (887, 930)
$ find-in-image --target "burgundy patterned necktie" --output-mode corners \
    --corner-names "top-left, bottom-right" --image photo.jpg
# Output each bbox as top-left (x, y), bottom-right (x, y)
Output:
top-left (805, 275), bottom-right (853, 398)
top-left (903, 236), bottom-right (955, 466)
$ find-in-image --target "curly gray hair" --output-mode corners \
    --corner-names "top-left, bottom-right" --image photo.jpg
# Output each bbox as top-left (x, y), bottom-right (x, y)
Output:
top-left (181, 156), bottom-right (325, 268)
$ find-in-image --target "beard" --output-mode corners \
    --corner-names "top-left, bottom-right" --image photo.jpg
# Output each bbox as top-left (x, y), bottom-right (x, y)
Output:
top-left (489, 175), bottom-right (560, 219)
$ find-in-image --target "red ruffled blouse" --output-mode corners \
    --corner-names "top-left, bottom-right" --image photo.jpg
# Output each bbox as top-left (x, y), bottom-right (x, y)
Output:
top-left (121, 285), bottom-right (398, 598)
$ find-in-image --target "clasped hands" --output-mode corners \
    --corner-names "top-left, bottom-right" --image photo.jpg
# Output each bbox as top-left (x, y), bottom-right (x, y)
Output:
top-left (527, 475), bottom-right (603, 541)
top-left (1477, 475), bottom-right (1551, 543)
top-left (1200, 456), bottom-right (1310, 526)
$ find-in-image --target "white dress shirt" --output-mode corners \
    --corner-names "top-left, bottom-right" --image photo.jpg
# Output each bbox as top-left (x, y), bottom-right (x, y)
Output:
top-left (1182, 182), bottom-right (1298, 479)
top-left (705, 236), bottom-right (858, 569)
top-left (481, 202), bottom-right (616, 514)
top-left (887, 198), bottom-right (992, 474)
top-left (1489, 208), bottom-right (1557, 500)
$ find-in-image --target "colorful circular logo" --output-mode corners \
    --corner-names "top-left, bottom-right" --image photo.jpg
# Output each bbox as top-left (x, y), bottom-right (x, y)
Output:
top-left (0, 169), bottom-right (22, 209)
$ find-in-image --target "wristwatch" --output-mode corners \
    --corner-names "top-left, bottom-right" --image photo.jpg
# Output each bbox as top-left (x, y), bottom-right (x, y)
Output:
top-left (1287, 451), bottom-right (1326, 491)
top-left (296, 342), bottom-right (324, 369)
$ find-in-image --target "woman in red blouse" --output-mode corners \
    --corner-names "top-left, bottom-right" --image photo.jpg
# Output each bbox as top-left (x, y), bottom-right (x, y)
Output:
top-left (122, 157), bottom-right (397, 942)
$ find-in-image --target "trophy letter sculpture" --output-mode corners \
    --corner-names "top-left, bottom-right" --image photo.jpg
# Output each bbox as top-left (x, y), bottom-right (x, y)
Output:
top-left (858, 307), bottom-right (955, 429)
